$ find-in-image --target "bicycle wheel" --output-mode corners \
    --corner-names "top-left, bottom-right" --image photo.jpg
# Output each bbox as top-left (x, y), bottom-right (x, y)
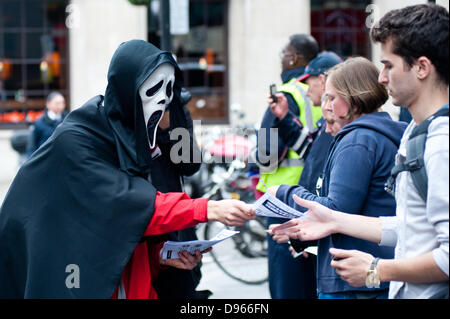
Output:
top-left (204, 218), bottom-right (268, 285)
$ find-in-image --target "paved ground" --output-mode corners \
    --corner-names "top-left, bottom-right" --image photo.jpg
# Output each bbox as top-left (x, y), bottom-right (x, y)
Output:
top-left (195, 223), bottom-right (270, 299)
top-left (0, 130), bottom-right (270, 299)
top-left (196, 254), bottom-right (270, 299)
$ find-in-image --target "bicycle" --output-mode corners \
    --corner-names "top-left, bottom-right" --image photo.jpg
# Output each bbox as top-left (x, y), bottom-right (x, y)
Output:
top-left (184, 106), bottom-right (268, 285)
top-left (203, 216), bottom-right (268, 285)
top-left (198, 159), bottom-right (268, 285)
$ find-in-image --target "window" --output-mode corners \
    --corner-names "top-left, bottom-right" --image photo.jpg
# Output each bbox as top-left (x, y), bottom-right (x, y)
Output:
top-left (0, 0), bottom-right (69, 128)
top-left (311, 0), bottom-right (372, 59)
top-left (148, 0), bottom-right (229, 124)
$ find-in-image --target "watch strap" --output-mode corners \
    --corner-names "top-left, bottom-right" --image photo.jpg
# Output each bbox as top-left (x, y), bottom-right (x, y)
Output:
top-left (366, 257), bottom-right (381, 288)
top-left (370, 257), bottom-right (380, 270)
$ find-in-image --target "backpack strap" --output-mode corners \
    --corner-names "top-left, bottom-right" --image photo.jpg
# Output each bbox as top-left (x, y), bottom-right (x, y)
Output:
top-left (405, 131), bottom-right (429, 201)
top-left (385, 107), bottom-right (449, 200)
top-left (384, 161), bottom-right (420, 197)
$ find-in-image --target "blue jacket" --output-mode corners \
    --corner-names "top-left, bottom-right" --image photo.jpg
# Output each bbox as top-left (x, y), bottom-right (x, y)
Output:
top-left (29, 110), bottom-right (67, 156)
top-left (296, 118), bottom-right (333, 197)
top-left (277, 112), bottom-right (407, 294)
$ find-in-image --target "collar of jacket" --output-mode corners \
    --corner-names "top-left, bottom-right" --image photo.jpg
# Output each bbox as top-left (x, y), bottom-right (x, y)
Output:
top-left (41, 109), bottom-right (67, 126)
top-left (281, 66), bottom-right (305, 84)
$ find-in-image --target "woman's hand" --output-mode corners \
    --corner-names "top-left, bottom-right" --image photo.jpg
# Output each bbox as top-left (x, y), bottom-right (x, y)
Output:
top-left (268, 223), bottom-right (290, 243)
top-left (270, 195), bottom-right (337, 241)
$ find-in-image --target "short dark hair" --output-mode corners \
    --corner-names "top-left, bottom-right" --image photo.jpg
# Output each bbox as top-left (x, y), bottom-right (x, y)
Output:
top-left (371, 3), bottom-right (449, 85)
top-left (46, 91), bottom-right (63, 103)
top-left (289, 34), bottom-right (319, 63)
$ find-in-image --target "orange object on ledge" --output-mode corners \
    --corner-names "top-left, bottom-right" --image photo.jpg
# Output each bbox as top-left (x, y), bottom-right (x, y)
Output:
top-left (2, 111), bottom-right (26, 123)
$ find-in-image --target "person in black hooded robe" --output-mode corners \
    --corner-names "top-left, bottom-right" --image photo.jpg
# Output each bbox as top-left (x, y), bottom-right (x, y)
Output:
top-left (0, 40), bottom-right (255, 299)
top-left (149, 89), bottom-right (211, 299)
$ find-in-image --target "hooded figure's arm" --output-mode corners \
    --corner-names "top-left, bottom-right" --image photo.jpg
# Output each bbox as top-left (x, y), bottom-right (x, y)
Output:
top-left (142, 193), bottom-right (256, 237)
top-left (142, 192), bottom-right (208, 237)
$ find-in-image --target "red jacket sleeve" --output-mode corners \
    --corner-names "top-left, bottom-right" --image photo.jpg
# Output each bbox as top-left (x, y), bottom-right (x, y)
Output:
top-left (142, 191), bottom-right (209, 236)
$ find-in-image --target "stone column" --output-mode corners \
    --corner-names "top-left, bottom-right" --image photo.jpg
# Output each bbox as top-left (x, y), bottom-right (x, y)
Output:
top-left (68, 0), bottom-right (147, 110)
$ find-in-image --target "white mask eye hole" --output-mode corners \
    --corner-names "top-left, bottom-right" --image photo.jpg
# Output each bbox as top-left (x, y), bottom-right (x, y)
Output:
top-left (146, 80), bottom-right (164, 97)
top-left (166, 80), bottom-right (173, 100)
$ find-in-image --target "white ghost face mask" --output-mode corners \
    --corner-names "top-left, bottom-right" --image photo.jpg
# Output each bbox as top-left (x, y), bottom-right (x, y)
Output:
top-left (138, 63), bottom-right (175, 149)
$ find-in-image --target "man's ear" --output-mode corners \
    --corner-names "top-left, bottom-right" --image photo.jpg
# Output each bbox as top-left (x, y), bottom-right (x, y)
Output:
top-left (319, 74), bottom-right (326, 87)
top-left (296, 54), bottom-right (307, 67)
top-left (414, 56), bottom-right (433, 81)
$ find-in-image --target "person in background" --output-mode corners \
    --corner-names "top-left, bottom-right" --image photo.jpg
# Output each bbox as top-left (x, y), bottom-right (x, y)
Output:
top-left (249, 34), bottom-right (321, 299)
top-left (150, 90), bottom-right (212, 299)
top-left (268, 51), bottom-right (341, 264)
top-left (28, 91), bottom-right (68, 156)
top-left (270, 51), bottom-right (342, 195)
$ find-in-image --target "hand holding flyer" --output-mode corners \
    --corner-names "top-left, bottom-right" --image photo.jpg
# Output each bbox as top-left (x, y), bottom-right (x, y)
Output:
top-left (252, 193), bottom-right (305, 219)
top-left (161, 229), bottom-right (239, 260)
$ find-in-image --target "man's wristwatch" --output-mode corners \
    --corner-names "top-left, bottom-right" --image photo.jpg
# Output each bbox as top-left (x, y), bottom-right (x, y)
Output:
top-left (365, 257), bottom-right (380, 288)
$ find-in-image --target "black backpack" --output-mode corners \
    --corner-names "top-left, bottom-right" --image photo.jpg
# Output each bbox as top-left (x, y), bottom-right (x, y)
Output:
top-left (385, 107), bottom-right (449, 201)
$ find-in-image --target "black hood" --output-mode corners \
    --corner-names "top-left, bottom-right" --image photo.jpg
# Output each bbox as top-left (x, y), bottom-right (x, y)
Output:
top-left (0, 41), bottom-right (197, 298)
top-left (104, 40), bottom-right (184, 175)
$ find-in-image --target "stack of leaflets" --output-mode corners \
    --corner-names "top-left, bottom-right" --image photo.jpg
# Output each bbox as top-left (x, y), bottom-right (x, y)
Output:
top-left (161, 229), bottom-right (239, 260)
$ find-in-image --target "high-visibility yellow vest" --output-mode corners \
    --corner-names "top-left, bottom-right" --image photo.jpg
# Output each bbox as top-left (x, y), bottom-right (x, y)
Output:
top-left (256, 78), bottom-right (322, 192)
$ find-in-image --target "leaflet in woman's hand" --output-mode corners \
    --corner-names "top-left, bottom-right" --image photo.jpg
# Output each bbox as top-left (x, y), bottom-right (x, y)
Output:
top-left (253, 193), bottom-right (305, 219)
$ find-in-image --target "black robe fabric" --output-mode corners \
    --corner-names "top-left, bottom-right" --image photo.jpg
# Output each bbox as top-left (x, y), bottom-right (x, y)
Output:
top-left (150, 125), bottom-right (202, 299)
top-left (0, 40), bottom-right (187, 298)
